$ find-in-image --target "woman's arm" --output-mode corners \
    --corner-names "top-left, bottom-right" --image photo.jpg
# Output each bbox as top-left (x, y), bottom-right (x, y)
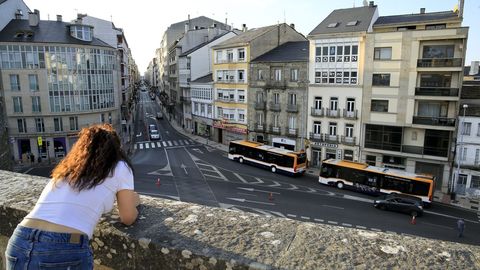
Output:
top-left (116, 190), bottom-right (140, 225)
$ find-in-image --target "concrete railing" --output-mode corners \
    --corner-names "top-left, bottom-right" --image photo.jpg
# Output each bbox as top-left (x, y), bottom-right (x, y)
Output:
top-left (1, 170), bottom-right (479, 269)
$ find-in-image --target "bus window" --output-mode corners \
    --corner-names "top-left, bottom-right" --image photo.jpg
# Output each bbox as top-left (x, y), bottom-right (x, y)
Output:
top-left (229, 144), bottom-right (237, 154)
top-left (297, 153), bottom-right (307, 165)
top-left (411, 181), bottom-right (430, 196)
top-left (384, 176), bottom-right (412, 194)
top-left (320, 163), bottom-right (337, 178)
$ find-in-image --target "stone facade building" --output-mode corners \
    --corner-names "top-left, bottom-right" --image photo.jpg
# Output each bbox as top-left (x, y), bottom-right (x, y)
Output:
top-left (249, 41), bottom-right (309, 151)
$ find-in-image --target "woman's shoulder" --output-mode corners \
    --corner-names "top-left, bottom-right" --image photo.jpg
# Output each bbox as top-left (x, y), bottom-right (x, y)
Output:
top-left (113, 160), bottom-right (133, 176)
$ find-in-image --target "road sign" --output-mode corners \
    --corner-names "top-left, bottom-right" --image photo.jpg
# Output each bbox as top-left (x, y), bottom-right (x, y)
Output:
top-left (37, 136), bottom-right (42, 146)
top-left (9, 137), bottom-right (15, 144)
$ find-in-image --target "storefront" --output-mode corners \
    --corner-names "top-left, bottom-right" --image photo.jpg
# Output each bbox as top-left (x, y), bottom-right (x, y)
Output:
top-left (213, 120), bottom-right (247, 145)
top-left (193, 116), bottom-right (213, 138)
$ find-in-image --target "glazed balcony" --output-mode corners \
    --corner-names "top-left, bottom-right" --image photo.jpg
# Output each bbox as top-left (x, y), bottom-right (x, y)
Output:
top-left (412, 116), bottom-right (456, 127)
top-left (415, 87), bottom-right (459, 97)
top-left (417, 58), bottom-right (462, 68)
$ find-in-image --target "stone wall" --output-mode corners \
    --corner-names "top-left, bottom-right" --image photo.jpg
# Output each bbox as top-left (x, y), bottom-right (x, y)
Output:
top-left (1, 170), bottom-right (479, 270)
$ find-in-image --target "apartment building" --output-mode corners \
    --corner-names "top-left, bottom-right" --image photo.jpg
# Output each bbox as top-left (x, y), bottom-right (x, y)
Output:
top-left (211, 23), bottom-right (306, 145)
top-left (249, 40), bottom-right (308, 151)
top-left (307, 4), bottom-right (378, 167)
top-left (178, 31), bottom-right (238, 132)
top-left (362, 6), bottom-right (468, 195)
top-left (0, 11), bottom-right (121, 162)
top-left (190, 73), bottom-right (214, 137)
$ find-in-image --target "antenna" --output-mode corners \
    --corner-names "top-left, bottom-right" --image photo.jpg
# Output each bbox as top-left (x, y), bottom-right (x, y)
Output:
top-left (283, 10), bottom-right (286, 24)
top-left (110, 15), bottom-right (113, 22)
top-left (353, 0), bottom-right (355, 7)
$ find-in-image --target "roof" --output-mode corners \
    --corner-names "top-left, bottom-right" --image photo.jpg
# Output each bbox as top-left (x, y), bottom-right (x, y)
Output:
top-left (252, 41), bottom-right (308, 62)
top-left (374, 11), bottom-right (459, 26)
top-left (213, 24), bottom-right (279, 48)
top-left (191, 73), bottom-right (212, 83)
top-left (308, 6), bottom-right (377, 36)
top-left (231, 140), bottom-right (304, 155)
top-left (0, 19), bottom-right (112, 48)
top-left (179, 31), bottom-right (232, 57)
top-left (0, 0), bottom-right (7, 4)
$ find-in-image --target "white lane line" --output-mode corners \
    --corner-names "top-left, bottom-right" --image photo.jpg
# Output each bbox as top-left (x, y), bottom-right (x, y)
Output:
top-left (322, 204), bottom-right (344, 210)
top-left (162, 141), bottom-right (167, 147)
top-left (268, 180), bottom-right (281, 187)
top-left (301, 216), bottom-right (310, 220)
top-left (421, 222), bottom-right (454, 230)
top-left (237, 192), bottom-right (258, 197)
top-left (424, 210), bottom-right (479, 224)
top-left (199, 168), bottom-right (217, 173)
top-left (287, 214), bottom-right (297, 218)
top-left (306, 187), bottom-right (317, 193)
top-left (145, 143), bottom-right (150, 149)
top-left (370, 228), bottom-right (382, 232)
top-left (151, 142), bottom-right (155, 148)
top-left (167, 141), bottom-right (173, 146)
top-left (139, 144), bottom-right (144, 149)
top-left (356, 225), bottom-right (366, 229)
top-left (156, 142), bottom-right (161, 147)
top-left (327, 221), bottom-right (338, 225)
top-left (314, 218), bottom-right (324, 222)
top-left (134, 144), bottom-right (138, 150)
top-left (286, 184), bottom-right (298, 190)
top-left (342, 223), bottom-right (352, 227)
top-left (251, 177), bottom-right (264, 184)
top-left (203, 174), bottom-right (225, 179)
top-left (233, 173), bottom-right (249, 184)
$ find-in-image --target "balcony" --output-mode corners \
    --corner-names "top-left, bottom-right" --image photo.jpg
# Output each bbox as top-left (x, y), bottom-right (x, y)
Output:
top-left (285, 128), bottom-right (298, 137)
top-left (265, 80), bottom-right (286, 90)
top-left (326, 109), bottom-right (340, 118)
top-left (343, 109), bottom-right (358, 120)
top-left (412, 116), bottom-right (456, 127)
top-left (269, 125), bottom-right (281, 135)
top-left (309, 132), bottom-right (324, 142)
top-left (254, 123), bottom-right (266, 132)
top-left (216, 97), bottom-right (236, 103)
top-left (254, 101), bottom-right (266, 110)
top-left (401, 145), bottom-right (448, 157)
top-left (310, 107), bottom-right (324, 117)
top-left (269, 102), bottom-right (281, 112)
top-left (325, 134), bottom-right (339, 143)
top-left (417, 58), bottom-right (462, 68)
top-left (341, 136), bottom-right (356, 146)
top-left (415, 87), bottom-right (459, 97)
top-left (286, 104), bottom-right (298, 113)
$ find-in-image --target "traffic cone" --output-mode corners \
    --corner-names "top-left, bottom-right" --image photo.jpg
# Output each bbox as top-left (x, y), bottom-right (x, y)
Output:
top-left (268, 192), bottom-right (273, 201)
top-left (156, 178), bottom-right (161, 187)
top-left (410, 215), bottom-right (416, 225)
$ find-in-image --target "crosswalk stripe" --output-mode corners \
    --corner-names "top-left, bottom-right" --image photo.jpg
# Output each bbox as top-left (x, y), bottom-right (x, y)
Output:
top-left (151, 142), bottom-right (155, 148)
top-left (162, 141), bottom-right (167, 147)
top-left (178, 140), bottom-right (184, 145)
top-left (184, 140), bottom-right (190, 145)
top-left (189, 139), bottom-right (194, 143)
top-left (134, 144), bottom-right (138, 150)
top-left (168, 141), bottom-right (173, 146)
top-left (173, 141), bottom-right (178, 146)
top-left (157, 142), bottom-right (161, 147)
top-left (139, 144), bottom-right (144, 149)
top-left (145, 144), bottom-right (149, 149)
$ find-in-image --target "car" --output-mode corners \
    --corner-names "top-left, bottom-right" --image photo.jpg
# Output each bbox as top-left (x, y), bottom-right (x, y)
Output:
top-left (149, 129), bottom-right (160, 140)
top-left (148, 124), bottom-right (157, 131)
top-left (373, 194), bottom-right (423, 217)
top-left (156, 112), bottom-right (163, 119)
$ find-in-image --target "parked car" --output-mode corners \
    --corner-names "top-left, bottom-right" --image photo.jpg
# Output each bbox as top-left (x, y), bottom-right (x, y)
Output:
top-left (149, 129), bottom-right (160, 140)
top-left (156, 112), bottom-right (163, 119)
top-left (373, 194), bottom-right (423, 217)
top-left (148, 124), bottom-right (157, 131)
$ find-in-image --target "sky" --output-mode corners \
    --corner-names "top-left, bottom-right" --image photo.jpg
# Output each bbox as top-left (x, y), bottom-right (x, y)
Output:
top-left (23, 0), bottom-right (480, 74)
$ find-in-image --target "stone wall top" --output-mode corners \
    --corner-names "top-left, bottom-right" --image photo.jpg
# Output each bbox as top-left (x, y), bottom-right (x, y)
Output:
top-left (1, 170), bottom-right (479, 270)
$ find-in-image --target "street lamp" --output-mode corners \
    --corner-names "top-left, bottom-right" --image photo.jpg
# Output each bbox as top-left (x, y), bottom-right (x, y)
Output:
top-left (452, 104), bottom-right (469, 199)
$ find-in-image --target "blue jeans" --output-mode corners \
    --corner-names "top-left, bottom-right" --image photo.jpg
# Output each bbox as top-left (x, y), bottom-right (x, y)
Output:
top-left (5, 225), bottom-right (93, 270)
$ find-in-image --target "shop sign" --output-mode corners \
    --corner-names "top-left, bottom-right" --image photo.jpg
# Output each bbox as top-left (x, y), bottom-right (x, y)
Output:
top-left (311, 141), bottom-right (337, 148)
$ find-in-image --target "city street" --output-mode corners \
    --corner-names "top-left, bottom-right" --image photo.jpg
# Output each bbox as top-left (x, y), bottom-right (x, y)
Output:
top-left (22, 87), bottom-right (480, 246)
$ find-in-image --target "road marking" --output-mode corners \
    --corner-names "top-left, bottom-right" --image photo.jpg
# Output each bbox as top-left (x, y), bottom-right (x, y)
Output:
top-left (268, 180), bottom-right (281, 187)
top-left (226, 197), bottom-right (275, 205)
top-left (198, 168), bottom-right (217, 173)
top-left (322, 205), bottom-right (344, 210)
top-left (180, 163), bottom-right (188, 175)
top-left (250, 177), bottom-right (264, 184)
top-left (286, 184), bottom-right (298, 190)
top-left (237, 192), bottom-right (258, 197)
top-left (136, 132), bottom-right (142, 137)
top-left (167, 141), bottom-right (173, 146)
top-left (134, 144), bottom-right (138, 150)
top-left (233, 173), bottom-right (249, 184)
top-left (421, 222), bottom-right (454, 230)
top-left (139, 144), bottom-right (144, 149)
top-left (145, 143), bottom-right (150, 149)
top-left (173, 141), bottom-right (178, 146)
top-left (306, 187), bottom-right (317, 193)
top-left (327, 221), bottom-right (338, 225)
top-left (157, 142), bottom-right (161, 147)
top-left (287, 214), bottom-right (297, 218)
top-left (204, 174), bottom-right (226, 179)
top-left (300, 216), bottom-right (310, 220)
top-left (356, 225), bottom-right (366, 229)
top-left (236, 187), bottom-right (280, 194)
top-left (162, 141), bottom-right (167, 147)
top-left (151, 142), bottom-right (155, 148)
top-left (314, 218), bottom-right (324, 222)
top-left (192, 148), bottom-right (204, 154)
top-left (424, 210), bottom-right (479, 224)
top-left (23, 167), bottom-right (34, 174)
top-left (342, 223), bottom-right (352, 227)
top-left (178, 140), bottom-right (184, 145)
top-left (370, 228), bottom-right (382, 232)
top-left (138, 192), bottom-right (179, 201)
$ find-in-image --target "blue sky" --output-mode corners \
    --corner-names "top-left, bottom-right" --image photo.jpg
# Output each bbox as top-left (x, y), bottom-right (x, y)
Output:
top-left (23, 0), bottom-right (479, 73)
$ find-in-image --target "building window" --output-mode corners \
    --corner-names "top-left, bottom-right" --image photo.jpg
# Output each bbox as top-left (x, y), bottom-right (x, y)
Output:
top-left (215, 51), bottom-right (222, 63)
top-left (329, 122), bottom-right (337, 136)
top-left (17, 118), bottom-right (27, 133)
top-left (288, 93), bottom-right (296, 105)
top-left (288, 116), bottom-right (296, 129)
top-left (35, 118), bottom-right (45, 132)
top-left (28, 74), bottom-right (39, 91)
top-left (238, 90), bottom-right (245, 102)
top-left (425, 24), bottom-right (446, 30)
top-left (374, 47), bottom-right (392, 60)
top-left (460, 147), bottom-right (467, 161)
top-left (13, 97), bottom-right (23, 113)
top-left (345, 124), bottom-right (354, 137)
top-left (313, 121), bottom-right (321, 134)
top-left (471, 175), bottom-right (480, 189)
top-left (272, 114), bottom-right (279, 128)
top-left (257, 112), bottom-right (264, 125)
top-left (371, 100), bottom-right (388, 112)
top-left (422, 45), bottom-right (454, 59)
top-left (274, 69), bottom-right (282, 81)
top-left (290, 69), bottom-right (298, 82)
top-left (10, 74), bottom-right (20, 91)
top-left (475, 149), bottom-right (480, 166)
top-left (227, 50), bottom-right (233, 62)
top-left (54, 117), bottom-right (63, 132)
top-left (217, 107), bottom-right (223, 118)
top-left (207, 105), bottom-right (212, 116)
top-left (314, 97), bottom-right (322, 109)
top-left (258, 69), bottom-right (264, 80)
top-left (31, 96), bottom-right (41, 112)
top-left (372, 74), bottom-right (391, 86)
top-left (462, 122), bottom-right (471, 136)
top-left (364, 124), bottom-right (402, 151)
top-left (238, 49), bottom-right (245, 61)
top-left (69, 116), bottom-right (78, 131)
top-left (477, 123), bottom-right (480, 136)
top-left (238, 70), bottom-right (245, 82)
top-left (238, 109), bottom-right (245, 122)
top-left (346, 98), bottom-right (355, 112)
top-left (273, 93), bottom-right (280, 104)
top-left (366, 155), bottom-right (376, 166)
top-left (329, 97), bottom-right (338, 110)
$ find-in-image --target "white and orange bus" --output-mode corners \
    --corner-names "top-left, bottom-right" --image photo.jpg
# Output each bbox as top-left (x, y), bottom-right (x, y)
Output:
top-left (228, 140), bottom-right (307, 176)
top-left (319, 159), bottom-right (435, 205)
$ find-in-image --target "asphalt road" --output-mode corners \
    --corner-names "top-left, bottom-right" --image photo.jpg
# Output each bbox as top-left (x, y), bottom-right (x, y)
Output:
top-left (21, 87), bottom-right (480, 246)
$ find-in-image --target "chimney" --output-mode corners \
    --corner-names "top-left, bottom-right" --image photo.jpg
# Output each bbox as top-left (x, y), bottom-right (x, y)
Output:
top-left (56, 15), bottom-right (62, 22)
top-left (458, 0), bottom-right (464, 18)
top-left (470, 61), bottom-right (479, 76)
top-left (369, 1), bottom-right (374, 7)
top-left (420, 8), bottom-right (425, 14)
top-left (28, 9), bottom-right (40, 27)
top-left (184, 23), bottom-right (189, 33)
top-left (290, 23), bottom-right (295, 29)
top-left (15, 9), bottom-right (23, 19)
top-left (242, 24), bottom-right (247, 32)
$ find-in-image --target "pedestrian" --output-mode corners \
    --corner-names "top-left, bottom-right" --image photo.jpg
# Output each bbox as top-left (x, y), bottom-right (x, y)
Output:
top-left (30, 153), bottom-right (34, 164)
top-left (5, 124), bottom-right (140, 269)
top-left (457, 218), bottom-right (465, 238)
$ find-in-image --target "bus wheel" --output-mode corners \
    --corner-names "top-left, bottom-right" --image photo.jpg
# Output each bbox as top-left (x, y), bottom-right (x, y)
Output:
top-left (336, 181), bottom-right (344, 189)
top-left (271, 166), bottom-right (277, 173)
top-left (239, 157), bottom-right (244, 163)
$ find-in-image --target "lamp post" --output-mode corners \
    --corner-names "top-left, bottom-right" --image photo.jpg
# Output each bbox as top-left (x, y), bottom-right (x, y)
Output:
top-left (452, 104), bottom-right (469, 198)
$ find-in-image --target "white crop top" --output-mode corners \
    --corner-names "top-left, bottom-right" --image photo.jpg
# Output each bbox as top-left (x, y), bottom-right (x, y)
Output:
top-left (26, 161), bottom-right (134, 238)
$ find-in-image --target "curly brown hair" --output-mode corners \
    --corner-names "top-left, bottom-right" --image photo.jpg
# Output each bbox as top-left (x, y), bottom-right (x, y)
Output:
top-left (51, 124), bottom-right (133, 191)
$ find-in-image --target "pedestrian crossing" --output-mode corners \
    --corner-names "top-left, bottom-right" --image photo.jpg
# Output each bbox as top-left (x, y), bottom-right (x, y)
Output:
top-left (134, 139), bottom-right (196, 150)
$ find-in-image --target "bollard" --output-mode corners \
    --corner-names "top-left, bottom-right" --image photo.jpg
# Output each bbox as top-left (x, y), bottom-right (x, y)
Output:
top-left (156, 178), bottom-right (161, 187)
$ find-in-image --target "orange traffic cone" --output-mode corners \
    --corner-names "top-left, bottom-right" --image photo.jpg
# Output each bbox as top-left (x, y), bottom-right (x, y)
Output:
top-left (410, 215), bottom-right (416, 225)
top-left (268, 192), bottom-right (273, 201)
top-left (156, 178), bottom-right (161, 187)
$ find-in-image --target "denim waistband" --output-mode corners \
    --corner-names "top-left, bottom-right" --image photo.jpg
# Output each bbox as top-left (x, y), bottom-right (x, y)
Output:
top-left (14, 225), bottom-right (89, 246)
